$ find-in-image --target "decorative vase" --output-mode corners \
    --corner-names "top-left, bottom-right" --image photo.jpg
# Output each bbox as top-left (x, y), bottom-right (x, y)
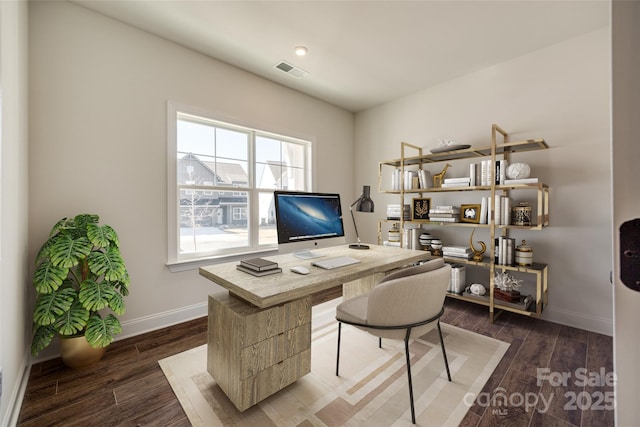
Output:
top-left (515, 240), bottom-right (534, 266)
top-left (506, 162), bottom-right (531, 180)
top-left (512, 202), bottom-right (533, 226)
top-left (60, 335), bottom-right (106, 368)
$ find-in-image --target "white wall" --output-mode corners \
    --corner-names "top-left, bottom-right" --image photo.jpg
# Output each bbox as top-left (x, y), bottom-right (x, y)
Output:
top-left (612, 1), bottom-right (640, 424)
top-left (0, 1), bottom-right (30, 425)
top-left (28, 1), bottom-right (354, 354)
top-left (355, 28), bottom-right (612, 334)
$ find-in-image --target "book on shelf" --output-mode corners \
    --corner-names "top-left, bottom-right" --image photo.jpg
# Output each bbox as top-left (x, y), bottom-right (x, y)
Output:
top-left (495, 160), bottom-right (507, 185)
top-left (442, 245), bottom-right (472, 253)
top-left (441, 182), bottom-right (470, 188)
top-left (443, 251), bottom-right (473, 260)
top-left (430, 206), bottom-right (460, 214)
top-left (494, 237), bottom-right (516, 266)
top-left (469, 163), bottom-right (477, 186)
top-left (403, 170), bottom-right (418, 190)
top-left (504, 177), bottom-right (539, 185)
top-left (418, 169), bottom-right (432, 189)
top-left (240, 257), bottom-right (279, 271)
top-left (429, 216), bottom-right (459, 223)
top-left (443, 177), bottom-right (471, 184)
top-left (480, 197), bottom-right (489, 224)
top-left (391, 168), bottom-right (401, 191)
top-left (493, 196), bottom-right (512, 226)
top-left (236, 265), bottom-right (283, 277)
top-left (428, 212), bottom-right (458, 218)
top-left (386, 204), bottom-right (410, 220)
top-left (480, 160), bottom-right (494, 186)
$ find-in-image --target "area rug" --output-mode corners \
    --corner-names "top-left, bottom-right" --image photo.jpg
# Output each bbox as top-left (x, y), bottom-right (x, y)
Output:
top-left (159, 299), bottom-right (509, 426)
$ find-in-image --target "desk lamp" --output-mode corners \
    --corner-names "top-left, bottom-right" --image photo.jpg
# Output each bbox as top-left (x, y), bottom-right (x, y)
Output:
top-left (349, 185), bottom-right (375, 249)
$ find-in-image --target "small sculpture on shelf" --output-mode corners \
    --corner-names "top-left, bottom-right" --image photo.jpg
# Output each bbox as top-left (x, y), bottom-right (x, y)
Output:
top-left (494, 271), bottom-right (524, 303)
top-left (469, 229), bottom-right (486, 262)
top-left (432, 164), bottom-right (452, 188)
top-left (469, 283), bottom-right (486, 296)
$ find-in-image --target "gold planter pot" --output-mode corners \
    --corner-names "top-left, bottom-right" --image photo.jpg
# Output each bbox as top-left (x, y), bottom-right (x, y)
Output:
top-left (60, 336), bottom-right (106, 368)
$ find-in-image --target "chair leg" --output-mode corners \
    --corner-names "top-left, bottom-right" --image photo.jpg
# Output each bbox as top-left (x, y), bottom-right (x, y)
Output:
top-left (437, 320), bottom-right (452, 382)
top-left (404, 336), bottom-right (416, 424)
top-left (336, 322), bottom-right (342, 376)
top-left (379, 337), bottom-right (382, 348)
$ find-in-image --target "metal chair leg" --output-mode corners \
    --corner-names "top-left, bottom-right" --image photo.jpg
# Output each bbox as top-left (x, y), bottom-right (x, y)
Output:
top-left (437, 320), bottom-right (452, 382)
top-left (404, 336), bottom-right (416, 424)
top-left (379, 337), bottom-right (382, 348)
top-left (336, 322), bottom-right (342, 376)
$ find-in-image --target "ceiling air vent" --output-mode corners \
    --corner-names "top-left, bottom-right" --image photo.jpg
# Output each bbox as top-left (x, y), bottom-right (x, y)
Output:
top-left (274, 61), bottom-right (308, 79)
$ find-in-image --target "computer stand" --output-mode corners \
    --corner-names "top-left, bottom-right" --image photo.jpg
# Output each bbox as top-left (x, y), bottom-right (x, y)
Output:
top-left (293, 249), bottom-right (324, 259)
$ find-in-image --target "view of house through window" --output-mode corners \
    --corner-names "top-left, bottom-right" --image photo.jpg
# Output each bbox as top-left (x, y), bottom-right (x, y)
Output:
top-left (175, 112), bottom-right (310, 259)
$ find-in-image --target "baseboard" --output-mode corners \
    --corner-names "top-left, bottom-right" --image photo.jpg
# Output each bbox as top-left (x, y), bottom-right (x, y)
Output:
top-left (31, 301), bottom-right (209, 363)
top-left (2, 351), bottom-right (31, 427)
top-left (541, 306), bottom-right (613, 336)
top-left (117, 301), bottom-right (208, 341)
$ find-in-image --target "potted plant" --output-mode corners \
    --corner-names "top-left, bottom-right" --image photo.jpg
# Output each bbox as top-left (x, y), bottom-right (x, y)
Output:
top-left (31, 214), bottom-right (130, 367)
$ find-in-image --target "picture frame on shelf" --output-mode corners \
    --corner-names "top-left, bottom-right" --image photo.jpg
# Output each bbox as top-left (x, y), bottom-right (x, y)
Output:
top-left (411, 197), bottom-right (431, 221)
top-left (460, 204), bottom-right (481, 223)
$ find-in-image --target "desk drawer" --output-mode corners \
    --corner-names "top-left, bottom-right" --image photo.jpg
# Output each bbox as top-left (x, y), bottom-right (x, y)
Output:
top-left (241, 322), bottom-right (311, 379)
top-left (239, 349), bottom-right (311, 411)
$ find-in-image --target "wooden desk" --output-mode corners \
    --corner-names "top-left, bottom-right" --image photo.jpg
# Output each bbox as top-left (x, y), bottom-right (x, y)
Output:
top-left (199, 244), bottom-right (430, 411)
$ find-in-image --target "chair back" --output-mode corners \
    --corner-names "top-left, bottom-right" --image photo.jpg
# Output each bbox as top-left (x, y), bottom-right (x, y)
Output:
top-left (366, 259), bottom-right (451, 339)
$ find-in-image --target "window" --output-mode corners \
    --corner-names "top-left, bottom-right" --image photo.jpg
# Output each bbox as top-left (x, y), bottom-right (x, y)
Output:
top-left (167, 103), bottom-right (311, 264)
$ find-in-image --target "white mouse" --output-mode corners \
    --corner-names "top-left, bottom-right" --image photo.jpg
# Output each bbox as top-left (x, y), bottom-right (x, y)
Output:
top-left (290, 266), bottom-right (310, 275)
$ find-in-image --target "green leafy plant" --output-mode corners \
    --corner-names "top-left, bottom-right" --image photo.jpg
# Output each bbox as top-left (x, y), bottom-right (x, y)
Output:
top-left (31, 214), bottom-right (130, 356)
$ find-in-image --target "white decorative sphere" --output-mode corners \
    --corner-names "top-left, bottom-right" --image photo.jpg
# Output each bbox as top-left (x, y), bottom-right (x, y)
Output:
top-left (506, 163), bottom-right (531, 180)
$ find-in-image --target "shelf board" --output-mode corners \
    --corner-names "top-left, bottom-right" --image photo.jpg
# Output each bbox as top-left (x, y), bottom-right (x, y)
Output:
top-left (379, 138), bottom-right (548, 167)
top-left (442, 256), bottom-right (491, 268)
top-left (449, 291), bottom-right (535, 313)
top-left (381, 184), bottom-right (548, 193)
top-left (494, 262), bottom-right (548, 273)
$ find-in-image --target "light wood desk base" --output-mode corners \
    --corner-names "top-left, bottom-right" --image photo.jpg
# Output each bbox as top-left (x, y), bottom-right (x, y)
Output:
top-left (207, 293), bottom-right (311, 411)
top-left (201, 245), bottom-right (430, 411)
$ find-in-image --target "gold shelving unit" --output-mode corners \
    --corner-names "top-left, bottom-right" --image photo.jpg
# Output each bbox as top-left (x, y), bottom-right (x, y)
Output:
top-left (377, 124), bottom-right (549, 321)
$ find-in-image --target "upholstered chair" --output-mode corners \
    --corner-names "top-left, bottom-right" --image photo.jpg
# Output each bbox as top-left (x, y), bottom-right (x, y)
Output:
top-left (335, 258), bottom-right (452, 424)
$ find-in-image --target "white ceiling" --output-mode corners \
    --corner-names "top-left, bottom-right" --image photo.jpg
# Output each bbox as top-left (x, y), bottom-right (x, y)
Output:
top-left (73, 0), bottom-right (609, 112)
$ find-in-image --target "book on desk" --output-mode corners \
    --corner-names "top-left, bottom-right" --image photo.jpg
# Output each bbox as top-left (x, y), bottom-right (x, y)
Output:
top-left (237, 257), bottom-right (282, 276)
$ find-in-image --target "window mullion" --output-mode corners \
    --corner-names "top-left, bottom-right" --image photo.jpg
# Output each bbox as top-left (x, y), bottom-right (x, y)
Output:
top-left (248, 131), bottom-right (259, 249)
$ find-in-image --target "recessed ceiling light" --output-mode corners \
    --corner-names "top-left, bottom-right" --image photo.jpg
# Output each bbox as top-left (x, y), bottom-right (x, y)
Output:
top-left (294, 46), bottom-right (308, 56)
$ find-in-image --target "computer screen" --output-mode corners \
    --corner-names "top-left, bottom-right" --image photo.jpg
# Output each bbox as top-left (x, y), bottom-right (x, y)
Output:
top-left (274, 191), bottom-right (345, 256)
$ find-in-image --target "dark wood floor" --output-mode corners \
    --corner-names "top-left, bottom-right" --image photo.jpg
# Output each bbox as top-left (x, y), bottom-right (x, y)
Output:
top-left (18, 289), bottom-right (613, 426)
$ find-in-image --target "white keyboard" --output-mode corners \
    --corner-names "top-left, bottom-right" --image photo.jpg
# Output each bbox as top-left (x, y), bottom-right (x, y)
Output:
top-left (312, 256), bottom-right (361, 270)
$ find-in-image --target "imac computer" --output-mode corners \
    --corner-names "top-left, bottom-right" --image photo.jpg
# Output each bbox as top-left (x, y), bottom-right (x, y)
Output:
top-left (273, 191), bottom-right (346, 259)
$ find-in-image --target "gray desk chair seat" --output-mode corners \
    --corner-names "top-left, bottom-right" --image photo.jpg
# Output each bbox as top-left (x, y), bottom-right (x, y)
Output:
top-left (335, 258), bottom-right (452, 424)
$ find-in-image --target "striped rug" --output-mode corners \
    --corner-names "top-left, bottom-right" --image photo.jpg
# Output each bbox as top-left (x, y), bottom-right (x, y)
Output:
top-left (159, 299), bottom-right (508, 426)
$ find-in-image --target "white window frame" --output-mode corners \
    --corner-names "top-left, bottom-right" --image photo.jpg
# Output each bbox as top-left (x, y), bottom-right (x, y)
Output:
top-left (167, 102), bottom-right (312, 269)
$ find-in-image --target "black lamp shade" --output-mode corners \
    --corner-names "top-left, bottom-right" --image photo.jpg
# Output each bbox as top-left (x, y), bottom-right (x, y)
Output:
top-left (355, 185), bottom-right (375, 213)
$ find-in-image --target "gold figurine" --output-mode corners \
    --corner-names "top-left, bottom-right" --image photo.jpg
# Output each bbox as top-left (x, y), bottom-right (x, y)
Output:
top-left (432, 163), bottom-right (452, 188)
top-left (469, 229), bottom-right (486, 262)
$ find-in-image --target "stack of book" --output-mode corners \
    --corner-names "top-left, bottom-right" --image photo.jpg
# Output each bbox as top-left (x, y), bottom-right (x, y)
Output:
top-left (442, 246), bottom-right (473, 259)
top-left (236, 257), bottom-right (282, 277)
top-left (386, 204), bottom-right (411, 220)
top-left (441, 177), bottom-right (471, 188)
top-left (504, 177), bottom-right (539, 185)
top-left (429, 206), bottom-right (460, 222)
